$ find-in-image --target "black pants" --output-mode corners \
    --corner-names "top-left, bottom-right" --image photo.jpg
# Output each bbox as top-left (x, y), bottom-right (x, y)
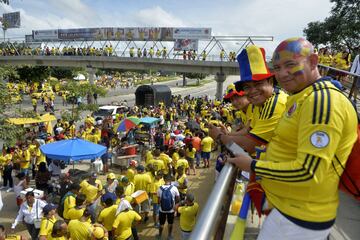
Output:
top-left (3, 165), bottom-right (13, 188)
top-left (25, 223), bottom-right (39, 240)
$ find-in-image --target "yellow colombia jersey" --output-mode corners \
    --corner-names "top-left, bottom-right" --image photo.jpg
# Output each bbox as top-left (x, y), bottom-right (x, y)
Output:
top-left (254, 80), bottom-right (357, 223)
top-left (249, 88), bottom-right (288, 144)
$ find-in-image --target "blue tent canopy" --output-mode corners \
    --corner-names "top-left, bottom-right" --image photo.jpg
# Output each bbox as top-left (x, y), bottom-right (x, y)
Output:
top-left (40, 138), bottom-right (107, 162)
top-left (140, 117), bottom-right (160, 125)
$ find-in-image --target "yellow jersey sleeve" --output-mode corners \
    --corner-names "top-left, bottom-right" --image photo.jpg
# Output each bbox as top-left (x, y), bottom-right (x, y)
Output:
top-left (249, 90), bottom-right (287, 143)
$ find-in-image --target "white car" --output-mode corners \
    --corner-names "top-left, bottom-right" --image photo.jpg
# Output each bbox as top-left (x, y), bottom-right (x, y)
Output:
top-left (93, 105), bottom-right (129, 120)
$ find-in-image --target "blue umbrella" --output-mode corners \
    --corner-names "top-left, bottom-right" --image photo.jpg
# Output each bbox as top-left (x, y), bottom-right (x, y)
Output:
top-left (40, 138), bottom-right (107, 162)
top-left (140, 117), bottom-right (160, 125)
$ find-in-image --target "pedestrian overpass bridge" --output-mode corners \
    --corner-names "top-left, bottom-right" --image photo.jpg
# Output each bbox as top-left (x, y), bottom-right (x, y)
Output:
top-left (0, 55), bottom-right (239, 75)
top-left (0, 55), bottom-right (239, 98)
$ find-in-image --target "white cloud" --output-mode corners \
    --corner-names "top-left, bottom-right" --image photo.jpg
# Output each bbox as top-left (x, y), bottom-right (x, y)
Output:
top-left (133, 6), bottom-right (186, 27)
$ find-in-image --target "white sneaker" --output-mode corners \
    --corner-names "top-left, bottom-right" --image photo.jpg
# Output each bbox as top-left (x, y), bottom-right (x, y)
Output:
top-left (6, 187), bottom-right (13, 192)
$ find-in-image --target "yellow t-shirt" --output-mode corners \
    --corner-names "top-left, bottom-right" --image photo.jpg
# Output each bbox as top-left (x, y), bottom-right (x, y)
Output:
top-left (67, 207), bottom-right (85, 220)
top-left (134, 173), bottom-right (152, 192)
top-left (20, 149), bottom-right (31, 169)
top-left (68, 219), bottom-right (92, 240)
top-left (185, 148), bottom-right (196, 159)
top-left (63, 194), bottom-right (76, 220)
top-left (159, 153), bottom-right (172, 174)
top-left (81, 179), bottom-right (103, 203)
top-left (248, 89), bottom-right (288, 144)
top-left (177, 173), bottom-right (188, 194)
top-left (149, 178), bottom-right (165, 203)
top-left (255, 80), bottom-right (358, 222)
top-left (124, 182), bottom-right (135, 197)
top-left (145, 151), bottom-right (153, 164)
top-left (178, 202), bottom-right (199, 231)
top-left (126, 168), bottom-right (135, 183)
top-left (201, 136), bottom-right (214, 153)
top-left (39, 216), bottom-right (56, 237)
top-left (175, 158), bottom-right (189, 170)
top-left (148, 158), bottom-right (165, 172)
top-left (98, 205), bottom-right (117, 231)
top-left (171, 152), bottom-right (180, 167)
top-left (113, 210), bottom-right (141, 240)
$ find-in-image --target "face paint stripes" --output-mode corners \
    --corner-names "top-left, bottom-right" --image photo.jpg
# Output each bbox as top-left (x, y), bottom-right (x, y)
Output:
top-left (289, 64), bottom-right (304, 75)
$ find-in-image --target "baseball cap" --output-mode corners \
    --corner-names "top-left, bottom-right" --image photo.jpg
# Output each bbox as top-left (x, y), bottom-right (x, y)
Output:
top-left (43, 203), bottom-right (58, 215)
top-left (223, 83), bottom-right (245, 102)
top-left (136, 165), bottom-right (145, 172)
top-left (107, 173), bottom-right (116, 180)
top-left (101, 192), bottom-right (117, 203)
top-left (92, 226), bottom-right (105, 239)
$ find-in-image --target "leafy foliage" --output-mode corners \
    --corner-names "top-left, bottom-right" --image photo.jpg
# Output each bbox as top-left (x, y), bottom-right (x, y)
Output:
top-left (304, 0), bottom-right (360, 52)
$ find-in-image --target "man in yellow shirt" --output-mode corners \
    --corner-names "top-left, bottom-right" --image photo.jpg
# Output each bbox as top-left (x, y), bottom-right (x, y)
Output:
top-left (200, 132), bottom-right (214, 168)
top-left (67, 208), bottom-right (93, 240)
top-left (112, 208), bottom-right (141, 240)
top-left (210, 45), bottom-right (288, 156)
top-left (20, 145), bottom-right (31, 180)
top-left (177, 193), bottom-right (199, 239)
top-left (47, 220), bottom-right (68, 240)
top-left (62, 183), bottom-right (80, 221)
top-left (148, 149), bottom-right (165, 172)
top-left (98, 194), bottom-right (117, 239)
top-left (39, 203), bottom-right (58, 240)
top-left (67, 194), bottom-right (87, 221)
top-left (133, 165), bottom-right (151, 222)
top-left (227, 38), bottom-right (358, 239)
top-left (159, 147), bottom-right (172, 175)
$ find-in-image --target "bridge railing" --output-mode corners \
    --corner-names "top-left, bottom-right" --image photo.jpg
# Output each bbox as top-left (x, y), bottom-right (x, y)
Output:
top-left (190, 163), bottom-right (238, 240)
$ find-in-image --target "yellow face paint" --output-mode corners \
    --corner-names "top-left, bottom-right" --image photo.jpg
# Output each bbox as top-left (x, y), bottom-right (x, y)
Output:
top-left (289, 64), bottom-right (304, 75)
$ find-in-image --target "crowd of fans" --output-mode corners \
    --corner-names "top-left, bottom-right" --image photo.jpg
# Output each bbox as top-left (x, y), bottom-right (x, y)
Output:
top-left (0, 45), bottom-right (239, 62)
top-left (0, 92), bottom-right (245, 240)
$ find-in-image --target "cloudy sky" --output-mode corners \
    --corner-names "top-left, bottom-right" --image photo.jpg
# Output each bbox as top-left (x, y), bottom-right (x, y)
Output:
top-left (0, 0), bottom-right (333, 55)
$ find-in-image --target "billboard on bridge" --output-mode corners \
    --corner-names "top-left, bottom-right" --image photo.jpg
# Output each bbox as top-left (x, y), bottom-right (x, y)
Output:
top-left (173, 28), bottom-right (211, 40)
top-left (2, 11), bottom-right (20, 28)
top-left (33, 29), bottom-right (58, 41)
top-left (27, 27), bottom-right (211, 42)
top-left (174, 39), bottom-right (199, 51)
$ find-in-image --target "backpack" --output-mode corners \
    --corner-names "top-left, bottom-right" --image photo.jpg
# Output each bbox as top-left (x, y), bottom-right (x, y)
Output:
top-left (160, 185), bottom-right (174, 211)
top-left (333, 124), bottom-right (360, 200)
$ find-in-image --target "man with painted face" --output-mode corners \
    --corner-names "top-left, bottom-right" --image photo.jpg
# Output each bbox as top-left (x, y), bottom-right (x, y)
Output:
top-left (227, 37), bottom-right (358, 239)
top-left (209, 45), bottom-right (288, 155)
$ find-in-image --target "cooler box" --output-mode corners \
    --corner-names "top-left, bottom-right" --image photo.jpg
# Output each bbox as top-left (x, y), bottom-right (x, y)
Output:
top-left (20, 188), bottom-right (44, 199)
top-left (131, 190), bottom-right (148, 204)
top-left (125, 146), bottom-right (137, 155)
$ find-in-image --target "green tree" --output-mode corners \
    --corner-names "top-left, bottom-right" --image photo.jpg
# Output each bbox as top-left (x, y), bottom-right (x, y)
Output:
top-left (49, 67), bottom-right (74, 80)
top-left (184, 72), bottom-right (208, 86)
top-left (17, 66), bottom-right (51, 83)
top-left (62, 80), bottom-right (107, 121)
top-left (304, 0), bottom-right (360, 52)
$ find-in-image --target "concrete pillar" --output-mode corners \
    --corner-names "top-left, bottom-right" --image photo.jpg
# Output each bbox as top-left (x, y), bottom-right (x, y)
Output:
top-left (87, 67), bottom-right (96, 104)
top-left (183, 74), bottom-right (187, 87)
top-left (215, 72), bottom-right (226, 100)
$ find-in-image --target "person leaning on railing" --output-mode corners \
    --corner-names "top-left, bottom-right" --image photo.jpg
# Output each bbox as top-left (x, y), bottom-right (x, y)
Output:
top-left (226, 37), bottom-right (358, 240)
top-left (350, 47), bottom-right (360, 103)
top-left (209, 45), bottom-right (288, 156)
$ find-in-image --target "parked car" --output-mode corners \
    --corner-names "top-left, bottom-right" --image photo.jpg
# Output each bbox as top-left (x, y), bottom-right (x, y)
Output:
top-left (93, 105), bottom-right (129, 120)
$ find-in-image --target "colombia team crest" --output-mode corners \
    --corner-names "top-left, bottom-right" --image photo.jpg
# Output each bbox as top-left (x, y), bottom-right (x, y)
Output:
top-left (286, 102), bottom-right (297, 117)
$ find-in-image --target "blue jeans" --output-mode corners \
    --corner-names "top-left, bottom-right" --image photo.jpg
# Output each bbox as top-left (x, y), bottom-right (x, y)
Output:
top-left (195, 151), bottom-right (201, 166)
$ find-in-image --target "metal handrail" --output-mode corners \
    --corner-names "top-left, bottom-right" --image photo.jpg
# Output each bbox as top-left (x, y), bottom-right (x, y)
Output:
top-left (318, 64), bottom-right (360, 78)
top-left (190, 163), bottom-right (237, 240)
